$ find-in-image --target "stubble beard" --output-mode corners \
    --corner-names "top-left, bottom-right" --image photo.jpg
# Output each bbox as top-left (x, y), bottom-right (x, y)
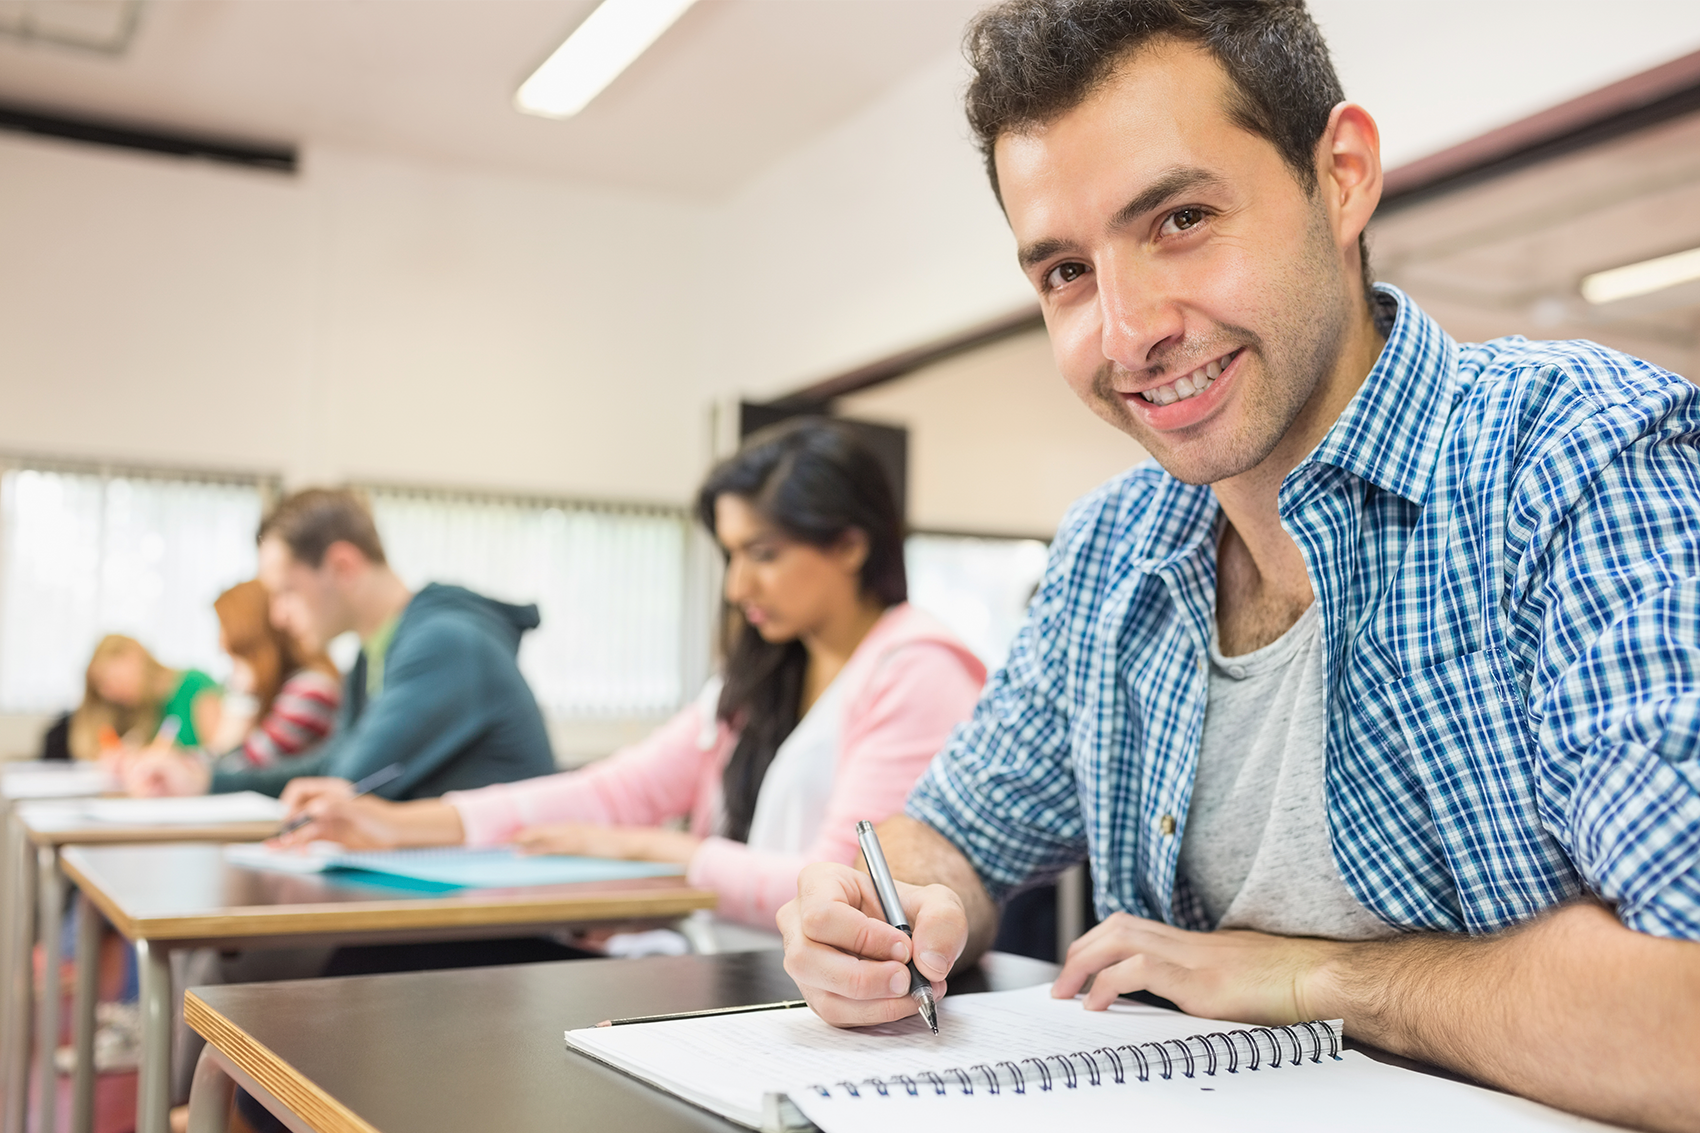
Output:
top-left (1088, 209), bottom-right (1353, 487)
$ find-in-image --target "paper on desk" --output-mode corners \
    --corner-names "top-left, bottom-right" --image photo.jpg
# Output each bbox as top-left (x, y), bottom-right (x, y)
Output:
top-left (225, 843), bottom-right (685, 888)
top-left (1, 763), bottom-right (113, 800)
top-left (65, 791), bottom-right (284, 825)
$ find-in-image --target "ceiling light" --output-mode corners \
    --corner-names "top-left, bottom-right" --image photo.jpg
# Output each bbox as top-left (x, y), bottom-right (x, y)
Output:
top-left (1580, 245), bottom-right (1700, 305)
top-left (516, 0), bottom-right (698, 119)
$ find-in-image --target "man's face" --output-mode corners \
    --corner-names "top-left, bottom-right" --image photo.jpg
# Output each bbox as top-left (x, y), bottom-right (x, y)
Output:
top-left (996, 40), bottom-right (1354, 486)
top-left (257, 537), bottom-right (349, 653)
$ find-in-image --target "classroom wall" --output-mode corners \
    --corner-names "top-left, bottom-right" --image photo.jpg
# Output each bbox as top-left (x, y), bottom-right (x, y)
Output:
top-left (838, 328), bottom-right (1149, 538)
top-left (0, 131), bottom-right (713, 504)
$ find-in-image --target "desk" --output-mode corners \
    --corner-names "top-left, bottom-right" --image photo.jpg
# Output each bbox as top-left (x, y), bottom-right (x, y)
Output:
top-left (182, 949), bottom-right (1059, 1133)
top-left (10, 803), bottom-right (283, 1133)
top-left (0, 765), bottom-right (110, 1133)
top-left (65, 843), bottom-right (717, 1133)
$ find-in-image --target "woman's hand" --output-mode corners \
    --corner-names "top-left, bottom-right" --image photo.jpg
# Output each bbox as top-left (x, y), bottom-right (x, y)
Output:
top-left (275, 783), bottom-right (465, 851)
top-left (513, 823), bottom-right (701, 865)
top-left (122, 751), bottom-right (210, 798)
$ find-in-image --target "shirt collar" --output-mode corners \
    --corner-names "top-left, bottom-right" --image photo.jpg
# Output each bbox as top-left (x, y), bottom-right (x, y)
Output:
top-left (1296, 284), bottom-right (1461, 506)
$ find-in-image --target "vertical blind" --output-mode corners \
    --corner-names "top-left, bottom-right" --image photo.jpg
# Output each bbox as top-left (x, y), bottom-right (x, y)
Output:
top-left (365, 488), bottom-right (689, 720)
top-left (0, 468), bottom-right (263, 713)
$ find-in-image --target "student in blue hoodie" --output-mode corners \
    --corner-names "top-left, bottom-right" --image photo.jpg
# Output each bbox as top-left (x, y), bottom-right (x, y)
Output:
top-left (125, 487), bottom-right (556, 799)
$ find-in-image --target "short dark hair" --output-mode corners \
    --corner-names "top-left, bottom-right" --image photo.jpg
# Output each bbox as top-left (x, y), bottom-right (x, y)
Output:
top-left (257, 487), bottom-right (387, 567)
top-left (965, 0), bottom-right (1371, 285)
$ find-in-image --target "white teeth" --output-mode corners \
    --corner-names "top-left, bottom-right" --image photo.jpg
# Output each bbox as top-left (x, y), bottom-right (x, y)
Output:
top-left (1138, 350), bottom-right (1234, 407)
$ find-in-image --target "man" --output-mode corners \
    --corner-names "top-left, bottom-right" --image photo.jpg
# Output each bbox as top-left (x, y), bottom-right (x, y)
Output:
top-left (137, 487), bottom-right (556, 798)
top-left (778, 3), bottom-right (1700, 1130)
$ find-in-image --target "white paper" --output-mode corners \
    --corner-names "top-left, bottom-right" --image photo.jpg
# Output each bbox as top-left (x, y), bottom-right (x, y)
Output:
top-left (1, 764), bottom-right (113, 800)
top-left (59, 791), bottom-right (284, 825)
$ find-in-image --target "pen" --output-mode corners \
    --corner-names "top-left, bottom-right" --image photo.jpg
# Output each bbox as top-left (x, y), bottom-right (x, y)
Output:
top-left (855, 819), bottom-right (939, 1036)
top-left (595, 1000), bottom-right (808, 1027)
top-left (273, 762), bottom-right (405, 838)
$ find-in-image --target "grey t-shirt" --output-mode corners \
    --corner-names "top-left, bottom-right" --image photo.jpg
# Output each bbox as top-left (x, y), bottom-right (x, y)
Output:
top-left (1176, 604), bottom-right (1396, 941)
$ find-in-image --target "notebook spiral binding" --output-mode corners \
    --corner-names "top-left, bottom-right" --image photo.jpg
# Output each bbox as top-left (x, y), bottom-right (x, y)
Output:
top-left (809, 1018), bottom-right (1343, 1101)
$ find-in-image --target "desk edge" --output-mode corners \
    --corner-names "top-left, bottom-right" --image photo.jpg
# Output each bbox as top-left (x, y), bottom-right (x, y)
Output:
top-left (185, 991), bottom-right (383, 1133)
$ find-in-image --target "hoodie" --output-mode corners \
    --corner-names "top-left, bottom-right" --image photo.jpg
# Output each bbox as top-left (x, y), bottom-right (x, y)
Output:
top-left (211, 583), bottom-right (556, 799)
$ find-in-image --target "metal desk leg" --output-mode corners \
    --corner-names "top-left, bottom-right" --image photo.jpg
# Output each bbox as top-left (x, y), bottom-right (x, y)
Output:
top-left (34, 848), bottom-right (63, 1133)
top-left (1, 816), bottom-right (33, 1133)
top-left (184, 1046), bottom-right (234, 1133)
top-left (135, 939), bottom-right (171, 1133)
top-left (0, 807), bottom-right (13, 1088)
top-left (69, 894), bottom-right (99, 1133)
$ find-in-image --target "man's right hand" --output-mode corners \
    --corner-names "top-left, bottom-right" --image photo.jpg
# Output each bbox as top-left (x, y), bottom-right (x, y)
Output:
top-left (777, 861), bottom-right (967, 1027)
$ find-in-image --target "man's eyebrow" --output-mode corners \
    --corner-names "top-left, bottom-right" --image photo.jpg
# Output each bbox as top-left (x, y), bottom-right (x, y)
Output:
top-left (1015, 167), bottom-right (1228, 272)
top-left (1111, 167), bottom-right (1227, 230)
top-left (1017, 237), bottom-right (1077, 272)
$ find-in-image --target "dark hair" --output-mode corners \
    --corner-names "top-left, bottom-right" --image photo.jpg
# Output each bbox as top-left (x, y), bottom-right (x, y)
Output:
top-left (257, 488), bottom-right (387, 567)
top-left (964, 0), bottom-right (1371, 290)
top-left (696, 419), bottom-right (907, 843)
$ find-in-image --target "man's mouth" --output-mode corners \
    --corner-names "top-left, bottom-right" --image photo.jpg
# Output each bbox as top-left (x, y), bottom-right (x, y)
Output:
top-left (1136, 348), bottom-right (1242, 405)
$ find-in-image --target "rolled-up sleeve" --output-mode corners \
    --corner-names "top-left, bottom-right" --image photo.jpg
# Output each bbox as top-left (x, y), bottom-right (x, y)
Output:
top-left (1528, 419), bottom-right (1700, 939)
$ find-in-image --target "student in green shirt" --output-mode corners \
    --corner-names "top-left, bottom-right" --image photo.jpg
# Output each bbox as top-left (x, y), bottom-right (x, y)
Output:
top-left (71, 634), bottom-right (223, 760)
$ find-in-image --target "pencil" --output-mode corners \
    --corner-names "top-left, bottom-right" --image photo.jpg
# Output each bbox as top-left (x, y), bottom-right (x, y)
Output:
top-left (596, 999), bottom-right (808, 1027)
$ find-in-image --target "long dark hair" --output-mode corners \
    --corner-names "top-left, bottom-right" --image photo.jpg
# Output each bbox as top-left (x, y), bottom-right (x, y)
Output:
top-left (696, 419), bottom-right (907, 843)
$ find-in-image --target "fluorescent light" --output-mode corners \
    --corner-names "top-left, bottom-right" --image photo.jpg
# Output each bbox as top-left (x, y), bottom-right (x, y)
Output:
top-left (516, 0), bottom-right (698, 119)
top-left (1580, 245), bottom-right (1700, 305)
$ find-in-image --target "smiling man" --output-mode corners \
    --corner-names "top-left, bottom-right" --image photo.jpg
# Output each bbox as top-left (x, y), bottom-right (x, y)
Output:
top-left (777, 2), bottom-right (1700, 1129)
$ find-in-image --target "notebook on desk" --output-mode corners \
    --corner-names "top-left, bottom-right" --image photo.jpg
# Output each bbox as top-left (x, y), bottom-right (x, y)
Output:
top-left (563, 984), bottom-right (1618, 1132)
top-left (224, 843), bottom-right (685, 888)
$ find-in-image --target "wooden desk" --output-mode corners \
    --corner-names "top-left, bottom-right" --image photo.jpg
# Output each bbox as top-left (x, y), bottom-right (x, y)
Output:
top-left (182, 949), bottom-right (1060, 1133)
top-left (5, 799), bottom-right (279, 1133)
top-left (0, 765), bottom-right (109, 1133)
top-left (66, 843), bottom-right (717, 1133)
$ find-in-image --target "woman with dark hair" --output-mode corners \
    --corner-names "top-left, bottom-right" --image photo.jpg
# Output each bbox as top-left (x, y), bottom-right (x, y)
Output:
top-left (281, 419), bottom-right (986, 933)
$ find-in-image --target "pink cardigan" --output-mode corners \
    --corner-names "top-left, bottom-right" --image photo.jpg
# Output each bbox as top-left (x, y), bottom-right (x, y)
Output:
top-left (444, 603), bottom-right (986, 928)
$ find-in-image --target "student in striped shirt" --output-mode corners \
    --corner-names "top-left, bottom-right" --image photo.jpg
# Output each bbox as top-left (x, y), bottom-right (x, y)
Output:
top-left (125, 580), bottom-right (340, 794)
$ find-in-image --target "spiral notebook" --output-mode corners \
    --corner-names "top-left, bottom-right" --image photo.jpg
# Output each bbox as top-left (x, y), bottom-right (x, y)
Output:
top-left (564, 984), bottom-right (1617, 1132)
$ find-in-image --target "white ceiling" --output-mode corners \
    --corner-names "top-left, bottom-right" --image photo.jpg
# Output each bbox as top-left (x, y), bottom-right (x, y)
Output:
top-left (0, 0), bottom-right (986, 200)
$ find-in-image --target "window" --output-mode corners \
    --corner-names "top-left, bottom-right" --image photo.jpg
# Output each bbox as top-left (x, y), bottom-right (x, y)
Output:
top-left (904, 532), bottom-right (1049, 669)
top-left (0, 466), bottom-right (267, 713)
top-left (364, 488), bottom-right (691, 720)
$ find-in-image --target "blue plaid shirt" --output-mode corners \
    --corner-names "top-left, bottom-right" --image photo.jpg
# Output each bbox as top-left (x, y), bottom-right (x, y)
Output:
top-left (908, 286), bottom-right (1700, 941)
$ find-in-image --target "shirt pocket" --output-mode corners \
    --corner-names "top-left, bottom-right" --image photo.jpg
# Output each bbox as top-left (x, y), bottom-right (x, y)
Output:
top-left (1382, 647), bottom-right (1579, 931)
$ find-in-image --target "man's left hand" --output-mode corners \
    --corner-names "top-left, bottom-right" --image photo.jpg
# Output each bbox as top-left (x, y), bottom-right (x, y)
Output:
top-left (1051, 912), bottom-right (1345, 1024)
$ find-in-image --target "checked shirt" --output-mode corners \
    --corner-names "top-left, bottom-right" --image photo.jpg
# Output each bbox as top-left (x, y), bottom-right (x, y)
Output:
top-left (908, 286), bottom-right (1700, 940)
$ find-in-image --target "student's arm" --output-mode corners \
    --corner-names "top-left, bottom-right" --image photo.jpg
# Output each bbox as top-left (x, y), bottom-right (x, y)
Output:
top-left (189, 687), bottom-right (222, 753)
top-left (698, 642), bottom-right (982, 928)
top-left (446, 697), bottom-right (723, 845)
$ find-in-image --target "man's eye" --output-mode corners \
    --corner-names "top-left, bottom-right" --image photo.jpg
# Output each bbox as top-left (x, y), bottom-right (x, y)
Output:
top-left (1044, 261), bottom-right (1090, 290)
top-left (1163, 207), bottom-right (1206, 234)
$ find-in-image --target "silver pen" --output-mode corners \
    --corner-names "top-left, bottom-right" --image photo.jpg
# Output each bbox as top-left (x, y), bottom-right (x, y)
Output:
top-left (855, 819), bottom-right (940, 1035)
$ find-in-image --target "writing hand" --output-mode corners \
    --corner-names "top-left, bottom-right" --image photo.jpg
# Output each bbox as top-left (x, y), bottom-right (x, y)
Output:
top-left (777, 862), bottom-right (960, 1028)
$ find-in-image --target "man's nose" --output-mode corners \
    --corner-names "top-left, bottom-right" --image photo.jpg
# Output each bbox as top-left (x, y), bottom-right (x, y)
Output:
top-left (1097, 252), bottom-right (1184, 373)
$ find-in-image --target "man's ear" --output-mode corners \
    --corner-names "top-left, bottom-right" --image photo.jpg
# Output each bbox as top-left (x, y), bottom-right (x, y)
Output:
top-left (319, 540), bottom-right (368, 583)
top-left (1318, 102), bottom-right (1383, 269)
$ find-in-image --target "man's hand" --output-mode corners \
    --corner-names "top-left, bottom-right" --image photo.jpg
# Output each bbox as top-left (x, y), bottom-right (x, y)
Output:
top-left (777, 861), bottom-right (963, 1027)
top-left (512, 823), bottom-right (701, 865)
top-left (121, 751), bottom-right (210, 798)
top-left (1052, 912), bottom-right (1342, 1024)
